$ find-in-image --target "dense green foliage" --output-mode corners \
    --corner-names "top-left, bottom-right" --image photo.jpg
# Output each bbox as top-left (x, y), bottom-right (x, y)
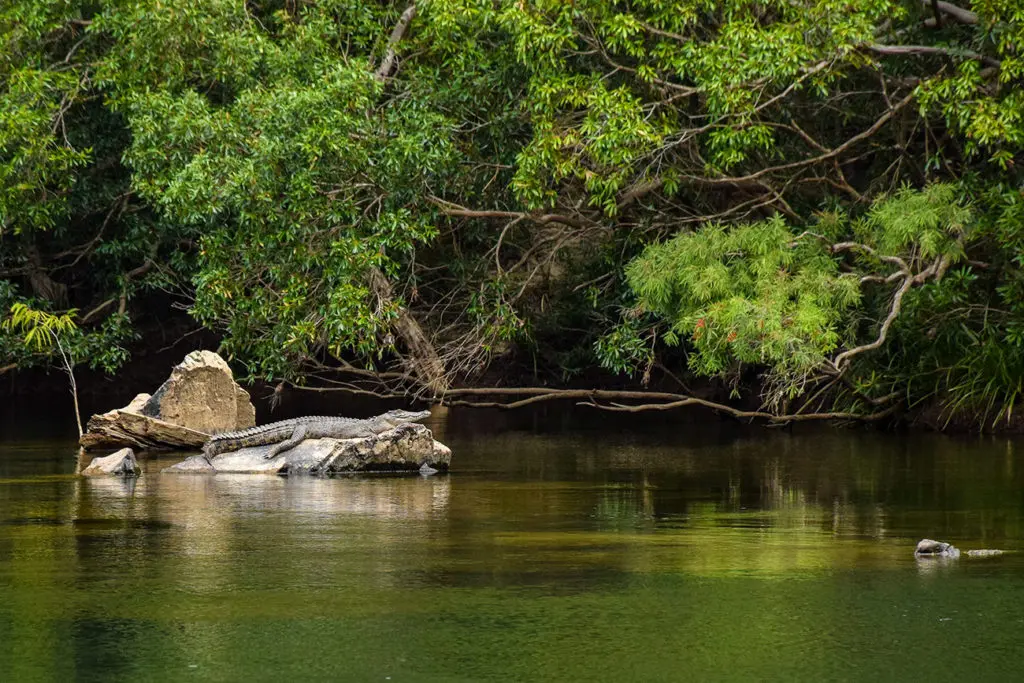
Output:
top-left (2, 1), bottom-right (1023, 427)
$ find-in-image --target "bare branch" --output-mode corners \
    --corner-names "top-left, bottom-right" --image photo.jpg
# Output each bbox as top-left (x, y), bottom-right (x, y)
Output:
top-left (374, 3), bottom-right (417, 81)
top-left (433, 385), bottom-right (899, 423)
top-left (685, 92), bottom-right (916, 187)
top-left (830, 241), bottom-right (909, 271)
top-left (925, 1), bottom-right (978, 25)
top-left (832, 253), bottom-right (953, 371)
top-left (578, 399), bottom-right (899, 423)
top-left (867, 43), bottom-right (1000, 69)
top-left (79, 298), bottom-right (116, 325)
top-left (833, 273), bottom-right (914, 371)
top-left (429, 196), bottom-right (593, 230)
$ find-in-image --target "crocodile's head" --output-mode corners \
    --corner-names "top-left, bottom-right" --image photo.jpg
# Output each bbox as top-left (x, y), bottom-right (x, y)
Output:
top-left (378, 408), bottom-right (432, 428)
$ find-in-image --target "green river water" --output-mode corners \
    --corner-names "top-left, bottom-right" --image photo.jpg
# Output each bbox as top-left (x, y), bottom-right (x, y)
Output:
top-left (2, 409), bottom-right (1023, 681)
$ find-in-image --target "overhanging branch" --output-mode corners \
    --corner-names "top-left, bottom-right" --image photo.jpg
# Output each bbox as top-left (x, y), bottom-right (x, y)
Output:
top-left (374, 3), bottom-right (417, 81)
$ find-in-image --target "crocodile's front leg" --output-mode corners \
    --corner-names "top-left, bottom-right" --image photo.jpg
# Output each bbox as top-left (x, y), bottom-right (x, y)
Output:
top-left (264, 425), bottom-right (308, 460)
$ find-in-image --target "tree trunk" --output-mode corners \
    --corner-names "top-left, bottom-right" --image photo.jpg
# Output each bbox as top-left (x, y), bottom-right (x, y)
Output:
top-left (367, 267), bottom-right (448, 395)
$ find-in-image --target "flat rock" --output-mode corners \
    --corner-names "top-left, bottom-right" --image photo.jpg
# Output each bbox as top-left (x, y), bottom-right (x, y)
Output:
top-left (81, 448), bottom-right (141, 477)
top-left (163, 424), bottom-right (451, 475)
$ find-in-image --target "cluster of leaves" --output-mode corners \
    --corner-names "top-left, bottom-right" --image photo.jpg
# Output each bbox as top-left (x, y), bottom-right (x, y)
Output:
top-left (2, 296), bottom-right (134, 375)
top-left (2, 1), bottom-right (1024, 428)
top-left (112, 3), bottom-right (457, 378)
top-left (624, 216), bottom-right (859, 391)
top-left (617, 185), bottom-right (973, 404)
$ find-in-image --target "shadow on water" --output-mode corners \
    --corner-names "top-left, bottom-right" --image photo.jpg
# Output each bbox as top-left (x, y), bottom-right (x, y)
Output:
top-left (1, 404), bottom-right (1024, 680)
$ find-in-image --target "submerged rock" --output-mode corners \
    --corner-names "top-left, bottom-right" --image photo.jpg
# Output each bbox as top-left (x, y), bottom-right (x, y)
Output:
top-left (914, 539), bottom-right (1006, 559)
top-left (163, 423), bottom-right (451, 476)
top-left (81, 448), bottom-right (141, 477)
top-left (80, 351), bottom-right (254, 451)
top-left (914, 539), bottom-right (961, 558)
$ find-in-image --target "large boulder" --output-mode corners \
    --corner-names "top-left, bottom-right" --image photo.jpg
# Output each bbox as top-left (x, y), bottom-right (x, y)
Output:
top-left (80, 351), bottom-right (255, 451)
top-left (81, 448), bottom-right (141, 477)
top-left (139, 350), bottom-right (255, 433)
top-left (163, 423), bottom-right (451, 475)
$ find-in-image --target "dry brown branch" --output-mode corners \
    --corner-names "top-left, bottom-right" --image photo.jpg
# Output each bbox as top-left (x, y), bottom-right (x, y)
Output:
top-left (79, 298), bottom-right (116, 324)
top-left (367, 267), bottom-right (449, 395)
top-left (429, 196), bottom-right (592, 230)
top-left (116, 257), bottom-right (156, 315)
top-left (834, 274), bottom-right (912, 371)
top-left (578, 399), bottom-right (899, 423)
top-left (437, 386), bottom-right (900, 423)
top-left (277, 369), bottom-right (900, 425)
top-left (831, 241), bottom-right (909, 271)
top-left (54, 193), bottom-right (130, 272)
top-left (685, 92), bottom-right (915, 187)
top-left (832, 253), bottom-right (951, 371)
top-left (285, 383), bottom-right (409, 400)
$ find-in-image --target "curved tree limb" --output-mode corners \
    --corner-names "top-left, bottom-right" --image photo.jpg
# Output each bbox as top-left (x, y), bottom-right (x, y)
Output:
top-left (831, 253), bottom-right (952, 371)
top-left (684, 92), bottom-right (915, 187)
top-left (867, 43), bottom-right (1000, 69)
top-left (374, 3), bottom-right (417, 81)
top-left (429, 196), bottom-right (593, 230)
top-left (925, 1), bottom-right (978, 25)
top-left (833, 272), bottom-right (914, 371)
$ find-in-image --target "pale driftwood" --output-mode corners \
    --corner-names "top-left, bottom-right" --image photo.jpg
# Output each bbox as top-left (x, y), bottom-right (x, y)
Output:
top-left (80, 409), bottom-right (210, 450)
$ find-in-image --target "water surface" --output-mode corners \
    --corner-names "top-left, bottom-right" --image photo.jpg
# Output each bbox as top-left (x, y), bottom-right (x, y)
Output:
top-left (1, 412), bottom-right (1022, 681)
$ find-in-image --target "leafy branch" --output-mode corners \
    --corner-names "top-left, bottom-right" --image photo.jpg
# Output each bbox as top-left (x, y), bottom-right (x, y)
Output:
top-left (3, 303), bottom-right (83, 436)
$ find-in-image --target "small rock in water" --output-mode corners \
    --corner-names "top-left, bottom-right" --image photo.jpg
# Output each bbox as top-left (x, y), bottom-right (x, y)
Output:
top-left (419, 462), bottom-right (439, 476)
top-left (81, 448), bottom-right (141, 477)
top-left (914, 538), bottom-right (960, 558)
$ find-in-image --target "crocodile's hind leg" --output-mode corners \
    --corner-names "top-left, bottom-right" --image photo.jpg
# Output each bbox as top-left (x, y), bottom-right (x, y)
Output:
top-left (264, 425), bottom-right (308, 460)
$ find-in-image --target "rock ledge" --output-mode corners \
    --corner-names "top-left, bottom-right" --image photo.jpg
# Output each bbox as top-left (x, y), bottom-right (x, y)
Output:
top-left (164, 424), bottom-right (450, 475)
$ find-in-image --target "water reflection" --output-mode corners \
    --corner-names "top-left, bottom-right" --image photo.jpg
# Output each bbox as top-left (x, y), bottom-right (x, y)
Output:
top-left (2, 417), bottom-right (1024, 680)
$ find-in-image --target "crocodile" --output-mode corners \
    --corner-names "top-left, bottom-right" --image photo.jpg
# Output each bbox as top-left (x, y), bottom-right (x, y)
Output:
top-left (202, 409), bottom-right (431, 461)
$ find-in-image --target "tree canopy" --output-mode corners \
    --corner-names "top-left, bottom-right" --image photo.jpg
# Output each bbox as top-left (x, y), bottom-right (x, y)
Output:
top-left (2, 1), bottom-right (1023, 428)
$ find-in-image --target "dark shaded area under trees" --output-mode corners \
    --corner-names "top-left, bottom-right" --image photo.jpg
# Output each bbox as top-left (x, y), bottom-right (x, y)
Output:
top-left (3, 1), bottom-right (1024, 430)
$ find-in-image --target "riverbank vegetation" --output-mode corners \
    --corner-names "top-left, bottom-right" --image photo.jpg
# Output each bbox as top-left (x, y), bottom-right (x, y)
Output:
top-left (3, 1), bottom-right (1023, 429)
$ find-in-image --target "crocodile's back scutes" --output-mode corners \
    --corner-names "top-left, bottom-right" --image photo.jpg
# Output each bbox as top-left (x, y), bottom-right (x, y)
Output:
top-left (208, 416), bottom-right (360, 443)
top-left (202, 409), bottom-right (431, 458)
